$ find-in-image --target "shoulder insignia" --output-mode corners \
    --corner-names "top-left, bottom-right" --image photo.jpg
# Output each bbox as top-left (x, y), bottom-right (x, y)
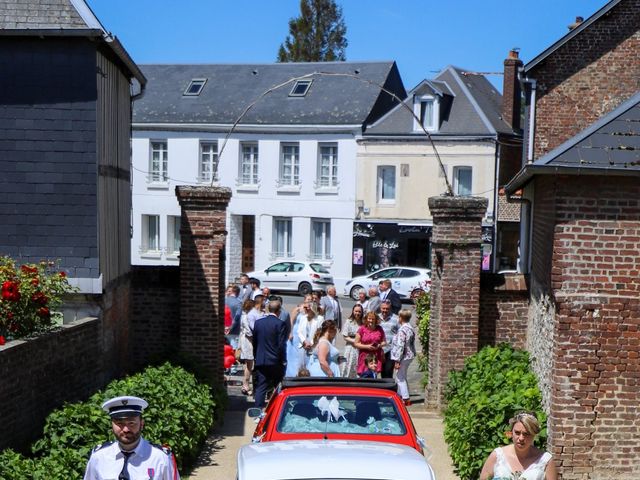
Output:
top-left (151, 442), bottom-right (172, 456)
top-left (91, 440), bottom-right (114, 454)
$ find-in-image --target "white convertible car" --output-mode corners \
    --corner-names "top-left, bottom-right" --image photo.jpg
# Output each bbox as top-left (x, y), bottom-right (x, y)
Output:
top-left (237, 439), bottom-right (436, 480)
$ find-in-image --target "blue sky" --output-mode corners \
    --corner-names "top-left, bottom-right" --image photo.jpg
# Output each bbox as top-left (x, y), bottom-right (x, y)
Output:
top-left (88, 0), bottom-right (606, 92)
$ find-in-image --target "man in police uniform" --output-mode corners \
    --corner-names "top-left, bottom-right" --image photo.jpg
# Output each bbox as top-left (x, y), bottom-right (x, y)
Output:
top-left (83, 396), bottom-right (180, 480)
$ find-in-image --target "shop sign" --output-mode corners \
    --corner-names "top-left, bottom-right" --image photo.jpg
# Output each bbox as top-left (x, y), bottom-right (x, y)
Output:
top-left (372, 240), bottom-right (399, 249)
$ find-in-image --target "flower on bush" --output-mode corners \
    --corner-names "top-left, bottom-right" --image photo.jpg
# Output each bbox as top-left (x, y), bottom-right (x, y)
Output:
top-left (0, 256), bottom-right (76, 341)
top-left (2, 281), bottom-right (21, 301)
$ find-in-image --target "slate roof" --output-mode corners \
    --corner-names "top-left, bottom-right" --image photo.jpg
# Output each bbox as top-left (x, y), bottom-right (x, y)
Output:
top-left (0, 0), bottom-right (145, 84)
top-left (505, 91), bottom-right (640, 193)
top-left (0, 0), bottom-right (96, 30)
top-left (364, 65), bottom-right (512, 137)
top-left (132, 62), bottom-right (402, 127)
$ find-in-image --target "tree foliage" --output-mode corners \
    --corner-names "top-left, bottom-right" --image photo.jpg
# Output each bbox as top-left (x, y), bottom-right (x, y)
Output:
top-left (277, 0), bottom-right (347, 62)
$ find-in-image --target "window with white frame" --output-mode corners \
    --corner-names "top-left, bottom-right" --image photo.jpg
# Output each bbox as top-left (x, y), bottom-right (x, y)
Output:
top-left (279, 143), bottom-right (300, 186)
top-left (453, 166), bottom-right (472, 196)
top-left (149, 141), bottom-right (168, 182)
top-left (273, 217), bottom-right (293, 257)
top-left (141, 214), bottom-right (160, 252)
top-left (199, 142), bottom-right (218, 182)
top-left (311, 219), bottom-right (331, 260)
top-left (377, 166), bottom-right (396, 203)
top-left (317, 144), bottom-right (338, 188)
top-left (413, 95), bottom-right (439, 132)
top-left (240, 143), bottom-right (259, 185)
top-left (167, 215), bottom-right (181, 256)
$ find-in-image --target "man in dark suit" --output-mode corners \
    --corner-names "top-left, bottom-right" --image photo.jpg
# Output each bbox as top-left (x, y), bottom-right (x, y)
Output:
top-left (252, 299), bottom-right (288, 409)
top-left (378, 279), bottom-right (401, 315)
top-left (320, 285), bottom-right (343, 329)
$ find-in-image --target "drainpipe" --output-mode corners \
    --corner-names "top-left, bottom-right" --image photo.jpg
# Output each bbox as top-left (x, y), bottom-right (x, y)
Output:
top-left (525, 79), bottom-right (537, 163)
top-left (492, 140), bottom-right (501, 272)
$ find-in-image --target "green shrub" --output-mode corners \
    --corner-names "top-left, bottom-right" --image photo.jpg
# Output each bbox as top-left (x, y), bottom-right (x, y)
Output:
top-left (413, 292), bottom-right (430, 384)
top-left (443, 344), bottom-right (546, 480)
top-left (1, 362), bottom-right (218, 479)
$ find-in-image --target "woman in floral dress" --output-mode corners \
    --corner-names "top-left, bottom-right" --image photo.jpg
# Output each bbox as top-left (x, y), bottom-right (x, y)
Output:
top-left (340, 304), bottom-right (364, 378)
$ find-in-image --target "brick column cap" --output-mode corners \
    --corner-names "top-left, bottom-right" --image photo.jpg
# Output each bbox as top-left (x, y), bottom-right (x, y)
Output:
top-left (428, 195), bottom-right (488, 220)
top-left (176, 185), bottom-right (231, 208)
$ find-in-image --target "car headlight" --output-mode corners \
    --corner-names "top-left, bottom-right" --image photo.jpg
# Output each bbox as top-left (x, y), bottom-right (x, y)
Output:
top-left (345, 280), bottom-right (352, 286)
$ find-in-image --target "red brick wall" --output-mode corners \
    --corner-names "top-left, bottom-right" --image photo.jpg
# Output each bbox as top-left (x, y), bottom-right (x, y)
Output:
top-left (479, 273), bottom-right (529, 349)
top-left (131, 266), bottom-right (180, 369)
top-left (176, 186), bottom-right (231, 384)
top-left (426, 196), bottom-right (487, 408)
top-left (530, 0), bottom-right (640, 157)
top-left (537, 176), bottom-right (640, 479)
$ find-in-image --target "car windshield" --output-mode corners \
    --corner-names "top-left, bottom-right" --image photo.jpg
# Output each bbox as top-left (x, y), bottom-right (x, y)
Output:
top-left (276, 395), bottom-right (406, 435)
top-left (310, 263), bottom-right (330, 274)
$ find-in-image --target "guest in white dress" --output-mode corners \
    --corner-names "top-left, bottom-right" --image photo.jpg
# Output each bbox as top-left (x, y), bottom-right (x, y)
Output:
top-left (479, 411), bottom-right (556, 480)
top-left (238, 299), bottom-right (256, 395)
top-left (285, 295), bottom-right (312, 377)
top-left (307, 320), bottom-right (341, 377)
top-left (340, 304), bottom-right (364, 378)
top-left (296, 301), bottom-right (322, 370)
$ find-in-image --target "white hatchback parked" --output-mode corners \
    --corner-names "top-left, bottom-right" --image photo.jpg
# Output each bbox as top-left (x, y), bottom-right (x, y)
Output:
top-left (246, 261), bottom-right (334, 296)
top-left (343, 267), bottom-right (431, 300)
top-left (237, 439), bottom-right (436, 480)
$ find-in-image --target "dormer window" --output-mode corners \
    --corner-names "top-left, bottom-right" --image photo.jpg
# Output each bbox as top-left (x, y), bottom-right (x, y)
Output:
top-left (289, 79), bottom-right (312, 97)
top-left (184, 79), bottom-right (207, 96)
top-left (413, 94), bottom-right (439, 132)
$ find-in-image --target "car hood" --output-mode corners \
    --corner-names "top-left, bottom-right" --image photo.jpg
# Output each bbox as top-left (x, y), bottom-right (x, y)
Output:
top-left (237, 439), bottom-right (435, 480)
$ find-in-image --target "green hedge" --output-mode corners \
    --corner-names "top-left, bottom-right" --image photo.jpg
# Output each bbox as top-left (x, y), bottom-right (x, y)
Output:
top-left (443, 344), bottom-right (546, 480)
top-left (0, 362), bottom-right (221, 480)
top-left (413, 292), bottom-right (430, 384)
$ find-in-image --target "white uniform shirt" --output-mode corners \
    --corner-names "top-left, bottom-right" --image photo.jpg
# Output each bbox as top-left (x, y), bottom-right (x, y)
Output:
top-left (83, 437), bottom-right (179, 480)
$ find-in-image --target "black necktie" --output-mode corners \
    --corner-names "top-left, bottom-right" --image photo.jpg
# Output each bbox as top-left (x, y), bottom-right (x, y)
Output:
top-left (119, 451), bottom-right (134, 480)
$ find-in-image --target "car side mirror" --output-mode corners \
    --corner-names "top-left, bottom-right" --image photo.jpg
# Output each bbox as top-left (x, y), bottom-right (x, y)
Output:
top-left (247, 407), bottom-right (263, 418)
top-left (417, 437), bottom-right (431, 460)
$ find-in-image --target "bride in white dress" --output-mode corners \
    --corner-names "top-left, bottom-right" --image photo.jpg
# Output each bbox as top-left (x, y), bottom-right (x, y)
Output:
top-left (479, 412), bottom-right (557, 480)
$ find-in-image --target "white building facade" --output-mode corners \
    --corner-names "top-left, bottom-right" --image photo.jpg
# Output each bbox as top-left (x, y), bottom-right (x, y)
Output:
top-left (130, 62), bottom-right (406, 290)
top-left (132, 130), bottom-right (359, 288)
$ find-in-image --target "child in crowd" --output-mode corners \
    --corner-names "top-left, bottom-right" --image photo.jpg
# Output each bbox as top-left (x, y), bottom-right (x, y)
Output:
top-left (359, 354), bottom-right (379, 379)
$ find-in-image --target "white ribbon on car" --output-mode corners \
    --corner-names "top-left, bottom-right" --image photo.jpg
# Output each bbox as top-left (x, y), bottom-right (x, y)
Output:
top-left (317, 396), bottom-right (346, 422)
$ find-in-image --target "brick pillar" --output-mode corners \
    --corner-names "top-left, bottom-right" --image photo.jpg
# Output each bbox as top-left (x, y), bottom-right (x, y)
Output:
top-left (426, 195), bottom-right (487, 409)
top-left (176, 186), bottom-right (231, 384)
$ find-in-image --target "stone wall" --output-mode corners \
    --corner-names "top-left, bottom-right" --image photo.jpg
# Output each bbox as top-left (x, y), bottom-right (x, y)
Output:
top-left (478, 273), bottom-right (529, 349)
top-left (130, 266), bottom-right (180, 369)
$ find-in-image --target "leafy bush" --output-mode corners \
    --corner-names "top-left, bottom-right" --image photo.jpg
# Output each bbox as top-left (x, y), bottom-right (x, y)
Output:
top-left (0, 256), bottom-right (76, 342)
top-left (443, 344), bottom-right (546, 480)
top-left (413, 292), bottom-right (430, 381)
top-left (0, 362), bottom-right (219, 480)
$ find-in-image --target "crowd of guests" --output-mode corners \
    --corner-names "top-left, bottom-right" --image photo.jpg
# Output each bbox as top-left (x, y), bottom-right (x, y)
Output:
top-left (224, 275), bottom-right (417, 407)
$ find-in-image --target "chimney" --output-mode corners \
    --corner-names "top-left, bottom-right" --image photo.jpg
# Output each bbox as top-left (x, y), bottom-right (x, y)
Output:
top-left (502, 48), bottom-right (523, 131)
top-left (568, 16), bottom-right (584, 30)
